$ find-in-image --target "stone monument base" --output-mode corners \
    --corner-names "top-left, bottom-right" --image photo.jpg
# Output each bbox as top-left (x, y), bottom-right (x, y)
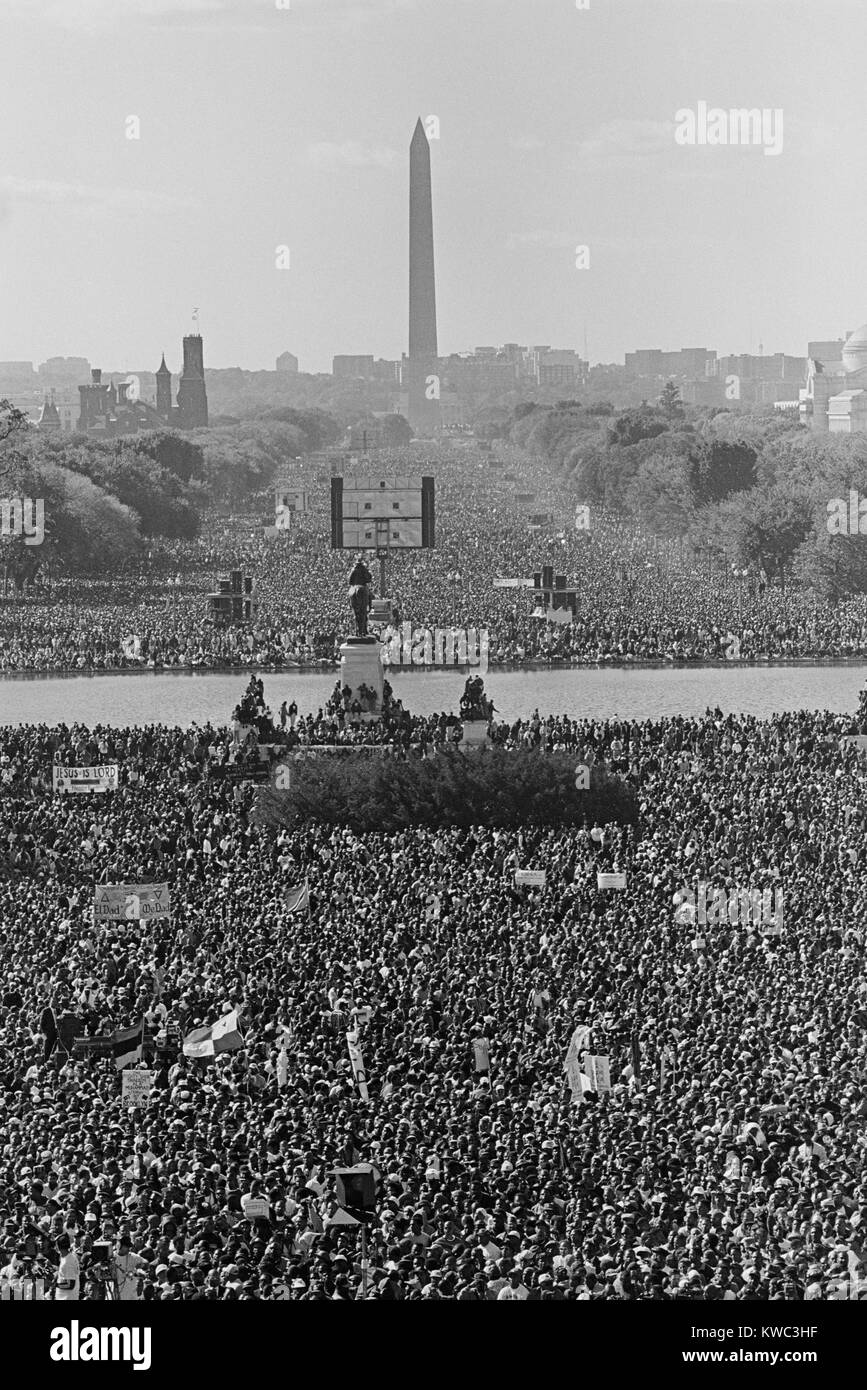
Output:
top-left (339, 637), bottom-right (384, 718)
top-left (459, 719), bottom-right (490, 751)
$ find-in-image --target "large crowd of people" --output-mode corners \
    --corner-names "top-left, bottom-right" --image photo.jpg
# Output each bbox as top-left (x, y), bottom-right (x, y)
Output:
top-left (2, 685), bottom-right (867, 1301)
top-left (4, 442), bottom-right (867, 674)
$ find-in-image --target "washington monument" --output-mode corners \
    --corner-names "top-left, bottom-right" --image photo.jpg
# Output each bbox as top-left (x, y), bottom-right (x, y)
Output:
top-left (407, 118), bottom-right (441, 435)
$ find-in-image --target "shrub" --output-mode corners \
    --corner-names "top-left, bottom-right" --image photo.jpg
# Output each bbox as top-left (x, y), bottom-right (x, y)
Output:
top-left (253, 747), bottom-right (637, 833)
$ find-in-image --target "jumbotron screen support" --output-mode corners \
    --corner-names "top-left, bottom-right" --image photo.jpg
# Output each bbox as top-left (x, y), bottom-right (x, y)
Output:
top-left (330, 475), bottom-right (435, 551)
top-left (331, 475), bottom-right (435, 610)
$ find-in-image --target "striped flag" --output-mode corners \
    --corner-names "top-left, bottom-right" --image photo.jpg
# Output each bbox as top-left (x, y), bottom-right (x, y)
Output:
top-left (284, 880), bottom-right (310, 915)
top-left (182, 1009), bottom-right (244, 1059)
top-left (112, 1020), bottom-right (144, 1071)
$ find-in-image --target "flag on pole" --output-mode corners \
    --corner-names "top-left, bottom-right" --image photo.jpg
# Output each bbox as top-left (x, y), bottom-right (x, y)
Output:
top-left (112, 1020), bottom-right (144, 1071)
top-left (284, 880), bottom-right (310, 915)
top-left (182, 1009), bottom-right (244, 1059)
top-left (630, 1030), bottom-right (642, 1081)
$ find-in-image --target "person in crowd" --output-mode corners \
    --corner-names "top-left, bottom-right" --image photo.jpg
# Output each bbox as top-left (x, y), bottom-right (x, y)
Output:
top-left (2, 691), bottom-right (867, 1300)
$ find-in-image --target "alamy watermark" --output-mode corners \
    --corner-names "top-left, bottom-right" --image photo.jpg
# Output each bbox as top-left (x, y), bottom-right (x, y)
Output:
top-left (674, 102), bottom-right (783, 157)
top-left (50, 1322), bottom-right (151, 1370)
top-left (827, 490), bottom-right (867, 535)
top-left (381, 623), bottom-right (489, 672)
top-left (674, 882), bottom-right (784, 931)
top-left (0, 497), bottom-right (44, 546)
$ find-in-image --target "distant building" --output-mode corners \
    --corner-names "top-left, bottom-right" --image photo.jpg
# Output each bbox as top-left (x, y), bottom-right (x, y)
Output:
top-left (717, 352), bottom-right (806, 382)
top-left (440, 352), bottom-right (518, 396)
top-left (75, 333), bottom-right (207, 435)
top-left (807, 338), bottom-right (845, 363)
top-left (39, 356), bottom-right (91, 385)
top-left (801, 322), bottom-right (867, 432)
top-left (176, 334), bottom-right (208, 429)
top-left (156, 354), bottom-right (172, 419)
top-left (372, 359), bottom-right (401, 383)
top-left (0, 361), bottom-right (37, 393)
top-left (534, 349), bottom-right (587, 389)
top-left (77, 368), bottom-right (166, 434)
top-left (54, 391), bottom-right (78, 432)
top-left (332, 355), bottom-right (400, 383)
top-left (625, 346), bottom-right (716, 379)
top-left (36, 393), bottom-right (61, 432)
top-left (276, 351), bottom-right (299, 373)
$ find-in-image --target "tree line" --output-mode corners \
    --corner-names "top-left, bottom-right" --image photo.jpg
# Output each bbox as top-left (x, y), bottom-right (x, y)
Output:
top-left (496, 386), bottom-right (867, 601)
top-left (0, 402), bottom-right (341, 580)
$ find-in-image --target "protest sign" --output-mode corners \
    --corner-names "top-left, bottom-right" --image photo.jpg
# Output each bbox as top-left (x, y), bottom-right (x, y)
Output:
top-left (585, 1054), bottom-right (611, 1094)
top-left (94, 883), bottom-right (171, 922)
top-left (597, 872), bottom-right (627, 890)
top-left (473, 1037), bottom-right (490, 1073)
top-left (52, 764), bottom-right (118, 794)
top-left (515, 869), bottom-right (546, 887)
top-left (121, 1070), bottom-right (154, 1109)
top-left (243, 1198), bottom-right (271, 1220)
top-left (73, 1036), bottom-right (114, 1058)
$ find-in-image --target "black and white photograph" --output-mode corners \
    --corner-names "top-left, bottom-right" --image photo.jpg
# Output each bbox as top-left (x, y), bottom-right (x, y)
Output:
top-left (0, 0), bottom-right (865, 1372)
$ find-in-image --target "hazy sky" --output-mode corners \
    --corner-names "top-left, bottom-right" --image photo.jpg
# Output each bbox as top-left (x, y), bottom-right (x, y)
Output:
top-left (1, 0), bottom-right (865, 373)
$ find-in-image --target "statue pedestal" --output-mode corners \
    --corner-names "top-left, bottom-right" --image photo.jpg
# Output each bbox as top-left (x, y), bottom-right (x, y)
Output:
top-left (339, 637), bottom-right (384, 720)
top-left (459, 719), bottom-right (490, 751)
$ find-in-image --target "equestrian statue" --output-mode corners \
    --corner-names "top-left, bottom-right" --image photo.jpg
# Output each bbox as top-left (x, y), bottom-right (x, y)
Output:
top-left (348, 553), bottom-right (373, 638)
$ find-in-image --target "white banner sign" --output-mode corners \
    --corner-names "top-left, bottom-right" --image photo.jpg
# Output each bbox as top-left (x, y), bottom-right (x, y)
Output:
top-left (515, 869), bottom-right (547, 887)
top-left (53, 764), bottom-right (119, 794)
top-left (585, 1054), bottom-right (611, 1094)
top-left (597, 872), bottom-right (627, 890)
top-left (121, 1070), bottom-right (154, 1109)
top-left (94, 883), bottom-right (171, 921)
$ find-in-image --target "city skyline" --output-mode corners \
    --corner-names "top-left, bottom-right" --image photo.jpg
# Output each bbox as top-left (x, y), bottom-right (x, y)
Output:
top-left (2, 0), bottom-right (867, 373)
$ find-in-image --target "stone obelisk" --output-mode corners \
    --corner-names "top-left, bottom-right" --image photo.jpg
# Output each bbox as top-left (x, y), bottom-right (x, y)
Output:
top-left (407, 118), bottom-right (441, 435)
